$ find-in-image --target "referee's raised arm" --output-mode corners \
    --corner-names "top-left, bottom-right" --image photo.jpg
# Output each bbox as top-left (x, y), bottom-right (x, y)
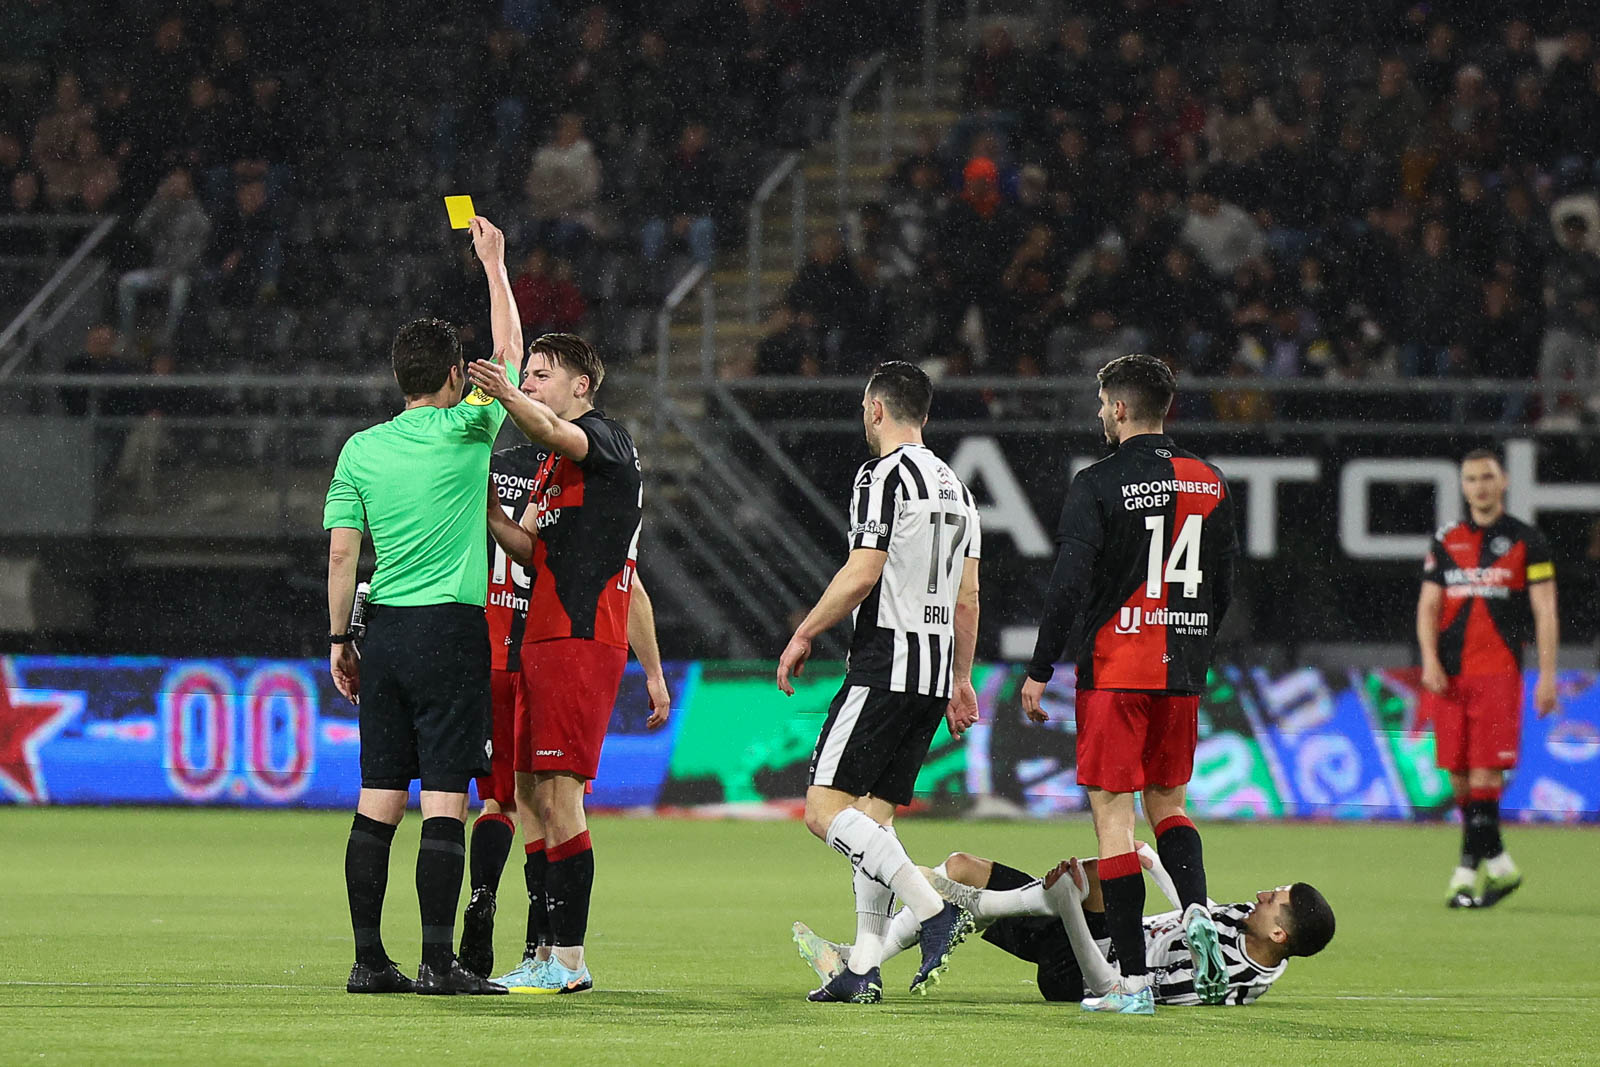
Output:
top-left (322, 216), bottom-right (520, 997)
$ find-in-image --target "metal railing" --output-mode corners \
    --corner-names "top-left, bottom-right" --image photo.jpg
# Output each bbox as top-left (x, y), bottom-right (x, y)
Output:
top-left (648, 390), bottom-right (846, 656)
top-left (745, 153), bottom-right (805, 325)
top-left (654, 262), bottom-right (715, 398)
top-left (717, 374), bottom-right (1598, 436)
top-left (833, 53), bottom-right (895, 214)
top-left (0, 215), bottom-right (118, 379)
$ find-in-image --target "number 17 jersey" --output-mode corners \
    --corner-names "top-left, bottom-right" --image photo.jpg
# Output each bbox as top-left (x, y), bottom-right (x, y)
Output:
top-left (845, 443), bottom-right (982, 698)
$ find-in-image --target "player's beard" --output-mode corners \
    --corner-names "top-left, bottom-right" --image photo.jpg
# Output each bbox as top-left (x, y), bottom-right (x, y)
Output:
top-left (1101, 414), bottom-right (1118, 449)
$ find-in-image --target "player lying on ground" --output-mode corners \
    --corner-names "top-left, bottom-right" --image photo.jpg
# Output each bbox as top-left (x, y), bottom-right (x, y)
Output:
top-left (794, 844), bottom-right (1335, 1013)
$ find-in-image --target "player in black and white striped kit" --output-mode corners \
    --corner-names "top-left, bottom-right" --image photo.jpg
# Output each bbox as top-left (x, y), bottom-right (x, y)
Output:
top-left (793, 845), bottom-right (1336, 1007)
top-left (777, 361), bottom-right (983, 1004)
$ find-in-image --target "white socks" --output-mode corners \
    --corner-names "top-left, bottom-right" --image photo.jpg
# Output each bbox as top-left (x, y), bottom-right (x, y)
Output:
top-left (969, 881), bottom-right (1052, 920)
top-left (849, 865), bottom-right (895, 974)
top-left (826, 808), bottom-right (945, 922)
top-left (1449, 865), bottom-right (1477, 892)
top-left (1485, 852), bottom-right (1517, 880)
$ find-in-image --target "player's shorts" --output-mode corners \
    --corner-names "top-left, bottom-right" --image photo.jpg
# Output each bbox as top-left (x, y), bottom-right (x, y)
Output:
top-left (514, 637), bottom-right (627, 780)
top-left (357, 603), bottom-right (492, 789)
top-left (977, 861), bottom-right (1085, 1002)
top-left (1425, 672), bottom-right (1523, 773)
top-left (474, 668), bottom-right (520, 806)
top-left (1074, 689), bottom-right (1199, 793)
top-left (807, 684), bottom-right (947, 807)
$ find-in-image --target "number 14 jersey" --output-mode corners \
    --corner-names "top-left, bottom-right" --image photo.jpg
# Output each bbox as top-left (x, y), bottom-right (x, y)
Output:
top-left (845, 443), bottom-right (982, 698)
top-left (1028, 433), bottom-right (1238, 694)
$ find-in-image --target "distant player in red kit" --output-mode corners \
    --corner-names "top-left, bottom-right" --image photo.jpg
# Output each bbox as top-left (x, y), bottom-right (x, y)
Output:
top-left (1021, 354), bottom-right (1238, 1014)
top-left (1418, 449), bottom-right (1560, 910)
top-left (468, 333), bottom-right (668, 994)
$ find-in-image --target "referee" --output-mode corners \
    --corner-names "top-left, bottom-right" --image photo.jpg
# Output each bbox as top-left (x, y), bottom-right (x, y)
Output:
top-left (325, 217), bottom-right (517, 996)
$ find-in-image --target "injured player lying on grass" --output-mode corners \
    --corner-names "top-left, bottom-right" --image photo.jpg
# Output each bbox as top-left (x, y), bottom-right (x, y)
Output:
top-left (793, 845), bottom-right (1335, 1013)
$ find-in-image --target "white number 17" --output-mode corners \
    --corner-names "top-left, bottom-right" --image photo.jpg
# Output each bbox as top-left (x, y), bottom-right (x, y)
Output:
top-left (1144, 514), bottom-right (1204, 599)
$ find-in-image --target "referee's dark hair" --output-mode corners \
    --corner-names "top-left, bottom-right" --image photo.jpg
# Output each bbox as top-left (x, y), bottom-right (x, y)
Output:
top-left (1097, 353), bottom-right (1176, 423)
top-left (391, 318), bottom-right (463, 398)
top-left (867, 361), bottom-right (933, 424)
top-left (529, 332), bottom-right (605, 399)
top-left (1282, 882), bottom-right (1336, 958)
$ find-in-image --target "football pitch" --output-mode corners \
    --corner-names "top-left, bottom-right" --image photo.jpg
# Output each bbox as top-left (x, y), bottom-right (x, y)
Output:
top-left (1, 811), bottom-right (1596, 1066)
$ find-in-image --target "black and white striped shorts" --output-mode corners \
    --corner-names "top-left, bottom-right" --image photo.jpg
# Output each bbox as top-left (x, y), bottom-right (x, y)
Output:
top-left (806, 684), bottom-right (947, 806)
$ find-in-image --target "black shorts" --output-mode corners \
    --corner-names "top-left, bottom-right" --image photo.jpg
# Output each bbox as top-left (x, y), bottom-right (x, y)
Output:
top-left (358, 602), bottom-right (492, 790)
top-left (807, 683), bottom-right (946, 806)
top-left (979, 861), bottom-right (1085, 1003)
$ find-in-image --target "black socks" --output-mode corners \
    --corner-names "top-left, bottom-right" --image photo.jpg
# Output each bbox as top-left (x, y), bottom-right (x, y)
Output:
top-left (346, 814), bottom-right (397, 969)
top-left (1154, 814), bottom-right (1208, 911)
top-left (545, 831), bottom-right (595, 949)
top-left (524, 840), bottom-right (550, 958)
top-left (1097, 852), bottom-right (1148, 978)
top-left (416, 817), bottom-right (466, 971)
top-left (469, 813), bottom-right (515, 895)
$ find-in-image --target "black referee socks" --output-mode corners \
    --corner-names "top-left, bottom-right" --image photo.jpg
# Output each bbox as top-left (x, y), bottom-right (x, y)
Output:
top-left (545, 831), bottom-right (595, 948)
top-left (416, 817), bottom-right (467, 972)
top-left (345, 814), bottom-right (398, 969)
top-left (1154, 814), bottom-right (1208, 911)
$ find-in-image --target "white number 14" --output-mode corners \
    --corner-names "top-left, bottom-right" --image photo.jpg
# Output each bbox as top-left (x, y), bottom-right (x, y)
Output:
top-left (1144, 514), bottom-right (1204, 599)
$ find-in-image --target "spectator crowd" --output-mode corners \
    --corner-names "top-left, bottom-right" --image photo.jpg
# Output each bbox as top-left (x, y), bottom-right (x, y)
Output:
top-left (1, 0), bottom-right (898, 381)
top-left (756, 7), bottom-right (1600, 426)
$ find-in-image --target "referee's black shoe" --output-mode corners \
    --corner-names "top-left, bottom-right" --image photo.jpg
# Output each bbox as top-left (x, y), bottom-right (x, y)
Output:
top-left (347, 960), bottom-right (418, 994)
top-left (458, 888), bottom-right (497, 979)
top-left (417, 957), bottom-right (509, 995)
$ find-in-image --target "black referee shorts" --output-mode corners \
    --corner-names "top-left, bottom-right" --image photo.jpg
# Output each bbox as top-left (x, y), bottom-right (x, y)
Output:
top-left (806, 683), bottom-right (946, 806)
top-left (357, 602), bottom-right (492, 791)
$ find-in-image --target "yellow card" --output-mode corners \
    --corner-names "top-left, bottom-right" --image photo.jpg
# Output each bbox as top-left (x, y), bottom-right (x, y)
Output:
top-left (444, 195), bottom-right (475, 230)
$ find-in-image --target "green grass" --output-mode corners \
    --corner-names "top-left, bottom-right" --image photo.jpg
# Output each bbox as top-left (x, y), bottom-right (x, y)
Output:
top-left (1, 811), bottom-right (1596, 1065)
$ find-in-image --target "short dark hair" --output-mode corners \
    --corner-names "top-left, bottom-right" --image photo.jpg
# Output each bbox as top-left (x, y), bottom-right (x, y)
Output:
top-left (528, 332), bottom-right (604, 398)
top-left (391, 318), bottom-right (462, 397)
top-left (1282, 882), bottom-right (1335, 958)
top-left (1461, 447), bottom-right (1501, 467)
top-left (866, 360), bottom-right (933, 423)
top-left (1097, 353), bottom-right (1176, 422)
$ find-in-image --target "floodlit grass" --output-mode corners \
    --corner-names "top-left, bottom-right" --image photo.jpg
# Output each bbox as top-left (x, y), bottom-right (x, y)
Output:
top-left (1, 811), bottom-right (1595, 1065)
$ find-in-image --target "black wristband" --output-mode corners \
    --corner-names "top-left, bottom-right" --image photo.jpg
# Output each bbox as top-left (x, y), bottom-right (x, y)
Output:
top-left (329, 632), bottom-right (355, 644)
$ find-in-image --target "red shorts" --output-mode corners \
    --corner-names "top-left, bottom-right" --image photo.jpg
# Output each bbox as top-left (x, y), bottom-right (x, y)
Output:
top-left (514, 637), bottom-right (627, 780)
top-left (474, 668), bottom-right (520, 806)
top-left (1074, 689), bottom-right (1199, 793)
top-left (1424, 673), bottom-right (1523, 773)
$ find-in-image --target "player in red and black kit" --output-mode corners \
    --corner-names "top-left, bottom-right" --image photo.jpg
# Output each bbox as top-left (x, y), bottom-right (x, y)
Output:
top-left (1418, 449), bottom-right (1560, 910)
top-left (468, 333), bottom-right (668, 994)
top-left (1020, 354), bottom-right (1238, 1014)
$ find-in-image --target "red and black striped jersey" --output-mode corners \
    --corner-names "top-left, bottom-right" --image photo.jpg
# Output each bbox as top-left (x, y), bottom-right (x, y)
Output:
top-left (522, 410), bottom-right (641, 650)
top-left (1028, 433), bottom-right (1238, 694)
top-left (486, 444), bottom-right (544, 671)
top-left (1422, 514), bottom-right (1553, 676)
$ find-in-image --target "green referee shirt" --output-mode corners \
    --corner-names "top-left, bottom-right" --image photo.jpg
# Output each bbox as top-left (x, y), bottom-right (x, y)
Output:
top-left (322, 366), bottom-right (519, 608)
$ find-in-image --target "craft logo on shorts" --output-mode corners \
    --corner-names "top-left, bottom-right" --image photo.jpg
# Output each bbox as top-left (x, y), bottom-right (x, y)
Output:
top-left (536, 748), bottom-right (564, 758)
top-left (464, 387), bottom-right (495, 406)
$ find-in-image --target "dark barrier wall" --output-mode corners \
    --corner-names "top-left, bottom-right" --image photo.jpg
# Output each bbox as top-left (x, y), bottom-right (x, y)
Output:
top-left (755, 430), bottom-right (1600, 652)
top-left (3, 656), bottom-right (1595, 820)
